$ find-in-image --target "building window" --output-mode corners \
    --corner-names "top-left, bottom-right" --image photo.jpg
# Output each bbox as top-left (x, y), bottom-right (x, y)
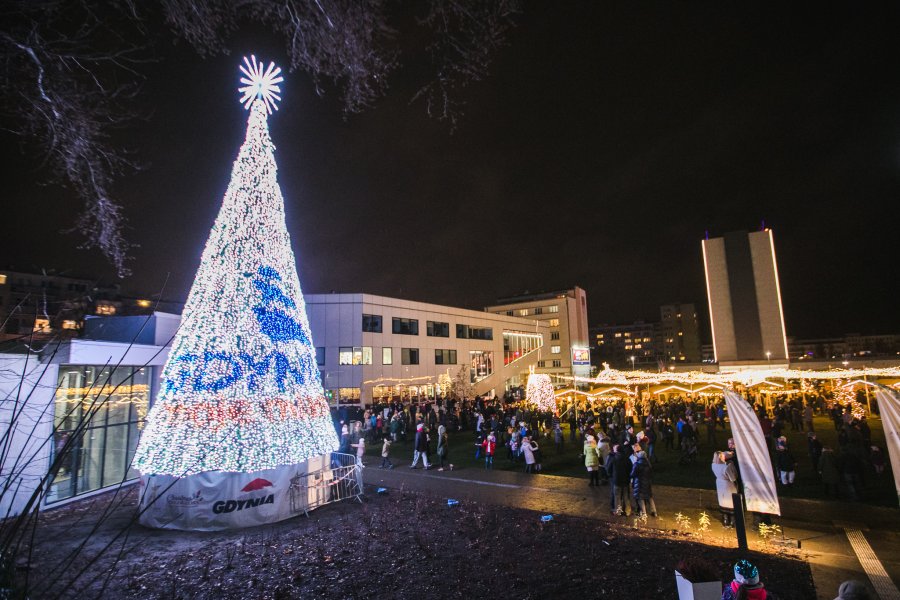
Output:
top-left (62, 320), bottom-right (79, 330)
top-left (552, 360), bottom-right (562, 368)
top-left (401, 348), bottom-right (419, 365)
top-left (339, 347), bottom-right (353, 365)
top-left (392, 317), bottom-right (419, 335)
top-left (550, 345), bottom-right (561, 354)
top-left (506, 310), bottom-right (513, 316)
top-left (49, 366), bottom-right (150, 502)
top-left (382, 347), bottom-right (392, 365)
top-left (548, 305), bottom-right (559, 313)
top-left (456, 324), bottom-right (493, 340)
top-left (614, 333), bottom-right (622, 338)
top-left (434, 349), bottom-right (457, 365)
top-left (517, 308), bottom-right (529, 317)
top-left (625, 345), bottom-right (632, 350)
top-left (0, 274), bottom-right (6, 285)
top-left (537, 360), bottom-right (546, 368)
top-left (337, 388), bottom-right (361, 404)
top-left (550, 331), bottom-right (560, 340)
top-left (469, 351), bottom-right (493, 383)
top-left (339, 347), bottom-right (372, 365)
top-left (426, 321), bottom-right (450, 337)
top-left (95, 304), bottom-right (116, 316)
top-left (362, 314), bottom-right (382, 333)
top-left (33, 317), bottom-right (50, 332)
top-left (533, 307), bottom-right (543, 315)
top-left (315, 347), bottom-right (325, 366)
top-left (548, 319), bottom-right (559, 327)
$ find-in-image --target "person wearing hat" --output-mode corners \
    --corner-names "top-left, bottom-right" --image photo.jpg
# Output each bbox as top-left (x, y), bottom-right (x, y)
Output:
top-left (834, 580), bottom-right (871, 600)
top-left (722, 559), bottom-right (774, 600)
top-left (410, 423), bottom-right (432, 469)
top-left (721, 559), bottom-right (773, 599)
top-left (775, 436), bottom-right (796, 486)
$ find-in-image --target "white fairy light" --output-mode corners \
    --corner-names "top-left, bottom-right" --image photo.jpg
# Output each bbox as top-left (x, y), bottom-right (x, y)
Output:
top-left (134, 64), bottom-right (337, 477)
top-left (238, 55), bottom-right (284, 114)
top-left (526, 373), bottom-right (555, 412)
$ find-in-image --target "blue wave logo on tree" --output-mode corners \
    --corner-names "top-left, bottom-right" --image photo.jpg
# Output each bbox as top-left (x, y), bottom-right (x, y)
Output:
top-left (251, 266), bottom-right (310, 345)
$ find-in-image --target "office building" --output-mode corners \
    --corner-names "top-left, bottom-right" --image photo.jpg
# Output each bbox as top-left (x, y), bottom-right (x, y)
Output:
top-left (485, 287), bottom-right (590, 381)
top-left (701, 229), bottom-right (789, 364)
top-left (659, 303), bottom-right (702, 363)
top-left (306, 293), bottom-right (546, 403)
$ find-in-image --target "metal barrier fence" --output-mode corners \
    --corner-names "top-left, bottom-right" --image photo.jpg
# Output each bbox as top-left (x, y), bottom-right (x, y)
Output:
top-left (289, 452), bottom-right (363, 517)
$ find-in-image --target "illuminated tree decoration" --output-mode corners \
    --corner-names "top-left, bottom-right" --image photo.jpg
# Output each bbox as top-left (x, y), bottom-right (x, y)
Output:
top-left (526, 373), bottom-right (555, 412)
top-left (134, 59), bottom-right (338, 476)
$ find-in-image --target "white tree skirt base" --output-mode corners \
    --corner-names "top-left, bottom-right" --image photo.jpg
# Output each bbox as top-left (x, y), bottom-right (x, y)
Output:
top-left (139, 455), bottom-right (332, 531)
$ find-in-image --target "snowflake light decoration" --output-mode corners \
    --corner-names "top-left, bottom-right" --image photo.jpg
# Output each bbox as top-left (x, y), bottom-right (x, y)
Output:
top-left (239, 55), bottom-right (283, 113)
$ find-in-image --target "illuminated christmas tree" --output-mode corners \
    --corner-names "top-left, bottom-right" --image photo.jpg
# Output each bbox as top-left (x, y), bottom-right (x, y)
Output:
top-left (134, 57), bottom-right (338, 477)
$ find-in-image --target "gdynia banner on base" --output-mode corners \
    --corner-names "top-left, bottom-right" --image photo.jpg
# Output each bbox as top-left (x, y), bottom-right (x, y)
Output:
top-left (139, 455), bottom-right (331, 531)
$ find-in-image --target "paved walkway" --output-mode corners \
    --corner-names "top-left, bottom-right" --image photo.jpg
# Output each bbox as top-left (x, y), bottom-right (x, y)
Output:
top-left (362, 463), bottom-right (900, 600)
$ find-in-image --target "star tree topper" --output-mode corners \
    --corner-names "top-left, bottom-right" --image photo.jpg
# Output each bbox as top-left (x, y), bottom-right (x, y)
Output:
top-left (239, 55), bottom-right (284, 113)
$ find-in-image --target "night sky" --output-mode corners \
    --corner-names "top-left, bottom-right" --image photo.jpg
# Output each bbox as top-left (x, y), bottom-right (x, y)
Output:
top-left (3, 3), bottom-right (899, 339)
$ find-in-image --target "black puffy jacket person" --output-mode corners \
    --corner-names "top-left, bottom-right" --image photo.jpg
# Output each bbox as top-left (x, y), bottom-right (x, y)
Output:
top-left (630, 450), bottom-right (658, 517)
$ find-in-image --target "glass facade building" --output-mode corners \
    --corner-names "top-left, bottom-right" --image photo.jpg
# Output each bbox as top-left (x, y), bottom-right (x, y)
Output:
top-left (49, 365), bottom-right (150, 502)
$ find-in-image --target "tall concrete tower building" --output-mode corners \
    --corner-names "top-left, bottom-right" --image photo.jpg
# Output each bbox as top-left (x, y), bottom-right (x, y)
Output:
top-left (701, 229), bottom-right (789, 365)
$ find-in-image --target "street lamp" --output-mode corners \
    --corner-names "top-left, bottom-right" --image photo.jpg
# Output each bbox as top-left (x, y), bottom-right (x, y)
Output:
top-left (765, 351), bottom-right (771, 365)
top-left (630, 356), bottom-right (636, 372)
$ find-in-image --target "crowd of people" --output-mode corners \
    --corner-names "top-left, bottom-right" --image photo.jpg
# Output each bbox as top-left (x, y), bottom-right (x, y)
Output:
top-left (329, 387), bottom-right (887, 509)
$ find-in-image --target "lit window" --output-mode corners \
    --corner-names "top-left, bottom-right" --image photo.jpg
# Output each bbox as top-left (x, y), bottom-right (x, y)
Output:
top-left (597, 334), bottom-right (604, 339)
top-left (62, 320), bottom-right (78, 330)
top-left (339, 347), bottom-right (353, 365)
top-left (517, 308), bottom-right (529, 317)
top-left (634, 344), bottom-right (642, 349)
top-left (382, 347), bottom-right (392, 365)
top-left (614, 333), bottom-right (622, 338)
top-left (624, 345), bottom-right (632, 350)
top-left (624, 332), bottom-right (630, 337)
top-left (95, 304), bottom-right (116, 315)
top-left (599, 340), bottom-right (604, 345)
top-left (0, 274), bottom-right (6, 285)
top-left (136, 299), bottom-right (152, 308)
top-left (643, 337), bottom-right (651, 343)
top-left (550, 345), bottom-right (561, 354)
top-left (33, 318), bottom-right (50, 332)
top-left (548, 305), bottom-right (559, 313)
top-left (548, 319), bottom-right (559, 327)
top-left (678, 332), bottom-right (683, 336)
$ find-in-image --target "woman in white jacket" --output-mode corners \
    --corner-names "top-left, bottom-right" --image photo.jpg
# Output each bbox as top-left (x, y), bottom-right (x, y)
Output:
top-left (711, 451), bottom-right (738, 527)
top-left (521, 435), bottom-right (537, 473)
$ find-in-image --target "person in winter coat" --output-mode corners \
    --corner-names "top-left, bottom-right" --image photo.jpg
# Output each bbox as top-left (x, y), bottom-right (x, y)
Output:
top-left (721, 559), bottom-right (774, 600)
top-left (630, 450), bottom-right (657, 517)
top-left (597, 435), bottom-right (611, 484)
top-left (482, 430), bottom-right (497, 469)
top-left (712, 451), bottom-right (738, 527)
top-left (808, 432), bottom-right (823, 473)
top-left (775, 437), bottom-right (796, 486)
top-left (521, 434), bottom-right (537, 473)
top-left (380, 438), bottom-right (394, 469)
top-left (819, 447), bottom-right (840, 497)
top-left (833, 580), bottom-right (871, 600)
top-left (610, 445), bottom-right (633, 516)
top-left (507, 427), bottom-right (519, 462)
top-left (350, 436), bottom-right (366, 465)
top-left (584, 436), bottom-right (601, 486)
top-left (436, 425), bottom-right (452, 471)
top-left (410, 423), bottom-right (431, 469)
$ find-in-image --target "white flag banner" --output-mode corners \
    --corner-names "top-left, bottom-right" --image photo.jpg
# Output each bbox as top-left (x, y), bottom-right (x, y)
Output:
top-left (725, 390), bottom-right (781, 515)
top-left (874, 387), bottom-right (900, 505)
